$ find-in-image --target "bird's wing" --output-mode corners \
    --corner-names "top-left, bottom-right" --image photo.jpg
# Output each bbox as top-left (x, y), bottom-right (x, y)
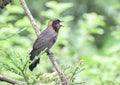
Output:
top-left (30, 29), bottom-right (52, 60)
top-left (33, 28), bottom-right (57, 51)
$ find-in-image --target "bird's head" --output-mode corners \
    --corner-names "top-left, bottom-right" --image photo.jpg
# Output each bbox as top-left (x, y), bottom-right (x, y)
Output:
top-left (48, 19), bottom-right (63, 32)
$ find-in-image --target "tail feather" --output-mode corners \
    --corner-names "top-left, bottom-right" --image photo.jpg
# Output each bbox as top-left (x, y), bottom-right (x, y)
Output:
top-left (29, 49), bottom-right (40, 71)
top-left (29, 58), bottom-right (40, 71)
top-left (30, 50), bottom-right (35, 60)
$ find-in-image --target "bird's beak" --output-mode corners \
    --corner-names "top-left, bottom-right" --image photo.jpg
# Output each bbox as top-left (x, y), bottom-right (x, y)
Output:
top-left (60, 20), bottom-right (64, 27)
top-left (60, 20), bottom-right (64, 22)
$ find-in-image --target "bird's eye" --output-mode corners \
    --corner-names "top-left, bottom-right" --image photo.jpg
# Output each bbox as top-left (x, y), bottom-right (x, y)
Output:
top-left (54, 21), bottom-right (59, 24)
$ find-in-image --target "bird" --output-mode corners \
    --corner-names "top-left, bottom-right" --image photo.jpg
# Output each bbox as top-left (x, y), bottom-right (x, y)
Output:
top-left (29, 19), bottom-right (63, 71)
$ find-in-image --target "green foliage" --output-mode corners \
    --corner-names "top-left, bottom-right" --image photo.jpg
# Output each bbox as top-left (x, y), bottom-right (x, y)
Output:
top-left (0, 0), bottom-right (120, 85)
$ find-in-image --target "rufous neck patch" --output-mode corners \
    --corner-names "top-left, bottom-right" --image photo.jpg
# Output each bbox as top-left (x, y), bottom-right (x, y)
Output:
top-left (49, 20), bottom-right (54, 30)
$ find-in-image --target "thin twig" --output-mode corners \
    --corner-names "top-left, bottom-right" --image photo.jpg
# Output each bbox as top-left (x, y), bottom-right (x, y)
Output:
top-left (20, 0), bottom-right (40, 36)
top-left (69, 66), bottom-right (79, 82)
top-left (0, 75), bottom-right (26, 85)
top-left (21, 69), bottom-right (29, 85)
top-left (20, 0), bottom-right (68, 85)
top-left (47, 50), bottom-right (68, 85)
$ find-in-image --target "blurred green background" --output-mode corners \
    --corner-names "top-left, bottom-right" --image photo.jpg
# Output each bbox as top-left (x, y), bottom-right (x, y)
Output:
top-left (0, 0), bottom-right (120, 85)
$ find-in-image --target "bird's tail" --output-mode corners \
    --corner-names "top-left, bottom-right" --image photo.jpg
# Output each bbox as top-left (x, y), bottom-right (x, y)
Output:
top-left (30, 50), bottom-right (36, 60)
top-left (29, 58), bottom-right (40, 71)
top-left (29, 49), bottom-right (40, 71)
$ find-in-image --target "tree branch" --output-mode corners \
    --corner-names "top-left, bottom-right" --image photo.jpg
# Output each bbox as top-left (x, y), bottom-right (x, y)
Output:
top-left (20, 0), bottom-right (40, 36)
top-left (20, 0), bottom-right (68, 85)
top-left (47, 50), bottom-right (68, 85)
top-left (0, 75), bottom-right (26, 85)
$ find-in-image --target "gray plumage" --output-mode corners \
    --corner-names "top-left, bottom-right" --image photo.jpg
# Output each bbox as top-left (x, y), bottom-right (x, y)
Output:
top-left (29, 19), bottom-right (62, 71)
top-left (30, 27), bottom-right (57, 60)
